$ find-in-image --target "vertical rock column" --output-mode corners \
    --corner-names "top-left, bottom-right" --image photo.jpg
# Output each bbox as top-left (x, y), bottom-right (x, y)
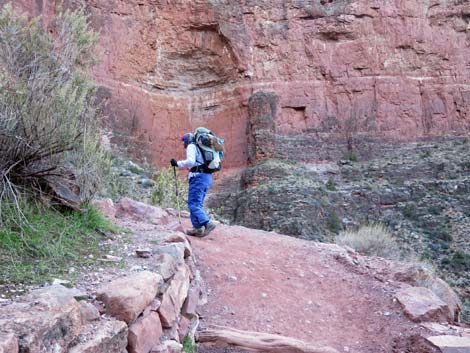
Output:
top-left (247, 91), bottom-right (279, 164)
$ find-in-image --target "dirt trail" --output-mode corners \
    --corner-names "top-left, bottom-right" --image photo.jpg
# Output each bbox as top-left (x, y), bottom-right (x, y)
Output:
top-left (188, 222), bottom-right (430, 353)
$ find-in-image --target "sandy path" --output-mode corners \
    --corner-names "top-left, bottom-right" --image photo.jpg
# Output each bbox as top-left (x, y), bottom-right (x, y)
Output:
top-left (189, 223), bottom-right (430, 353)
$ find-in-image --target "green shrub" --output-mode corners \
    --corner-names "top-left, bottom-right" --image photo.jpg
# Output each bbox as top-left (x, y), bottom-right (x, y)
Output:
top-left (336, 223), bottom-right (401, 260)
top-left (151, 168), bottom-right (188, 211)
top-left (449, 251), bottom-right (470, 272)
top-left (182, 335), bottom-right (197, 353)
top-left (98, 155), bottom-right (147, 202)
top-left (427, 205), bottom-right (443, 215)
top-left (462, 300), bottom-right (470, 324)
top-left (420, 150), bottom-right (432, 159)
top-left (0, 5), bottom-right (103, 211)
top-left (343, 151), bottom-right (358, 162)
top-left (326, 177), bottom-right (337, 191)
top-left (0, 199), bottom-right (117, 283)
top-left (402, 204), bottom-right (418, 220)
top-left (425, 225), bottom-right (453, 242)
top-left (327, 210), bottom-right (342, 234)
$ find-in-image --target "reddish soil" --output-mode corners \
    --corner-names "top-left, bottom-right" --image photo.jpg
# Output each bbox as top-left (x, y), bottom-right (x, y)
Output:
top-left (188, 222), bottom-right (436, 353)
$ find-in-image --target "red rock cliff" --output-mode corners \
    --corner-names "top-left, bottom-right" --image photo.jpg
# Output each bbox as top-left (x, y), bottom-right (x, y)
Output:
top-left (3, 0), bottom-right (470, 166)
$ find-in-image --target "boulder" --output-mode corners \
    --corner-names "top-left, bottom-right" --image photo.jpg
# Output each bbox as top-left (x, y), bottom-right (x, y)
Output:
top-left (154, 341), bottom-right (182, 353)
top-left (391, 264), bottom-right (462, 322)
top-left (92, 198), bottom-right (116, 219)
top-left (421, 322), bottom-right (470, 337)
top-left (128, 312), bottom-right (163, 353)
top-left (185, 256), bottom-right (197, 281)
top-left (68, 319), bottom-right (128, 353)
top-left (0, 285), bottom-right (82, 353)
top-left (116, 198), bottom-right (168, 224)
top-left (96, 271), bottom-right (163, 324)
top-left (154, 244), bottom-right (186, 266)
top-left (162, 232), bottom-right (192, 258)
top-left (177, 316), bottom-right (191, 342)
top-left (167, 341), bottom-right (183, 353)
top-left (158, 266), bottom-right (190, 328)
top-left (182, 285), bottom-right (200, 319)
top-left (178, 315), bottom-right (199, 343)
top-left (79, 301), bottom-right (101, 324)
top-left (426, 335), bottom-right (470, 353)
top-left (154, 253), bottom-right (178, 281)
top-left (0, 333), bottom-right (18, 353)
top-left (395, 286), bottom-right (450, 323)
top-left (428, 278), bottom-right (462, 323)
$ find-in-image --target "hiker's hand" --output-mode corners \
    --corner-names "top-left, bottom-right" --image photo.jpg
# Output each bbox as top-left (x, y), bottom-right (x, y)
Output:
top-left (170, 159), bottom-right (178, 167)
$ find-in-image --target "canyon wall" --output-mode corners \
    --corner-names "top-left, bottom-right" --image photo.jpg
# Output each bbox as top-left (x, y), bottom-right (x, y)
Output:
top-left (3, 0), bottom-right (470, 166)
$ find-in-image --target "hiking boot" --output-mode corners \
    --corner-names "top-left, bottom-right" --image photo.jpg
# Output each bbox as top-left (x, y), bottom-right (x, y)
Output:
top-left (186, 227), bottom-right (204, 237)
top-left (203, 221), bottom-right (216, 236)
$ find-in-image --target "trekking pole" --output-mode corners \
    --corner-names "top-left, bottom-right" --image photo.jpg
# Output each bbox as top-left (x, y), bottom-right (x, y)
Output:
top-left (173, 166), bottom-right (182, 224)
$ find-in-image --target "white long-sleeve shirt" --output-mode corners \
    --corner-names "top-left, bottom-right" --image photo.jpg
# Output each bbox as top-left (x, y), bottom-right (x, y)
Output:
top-left (177, 143), bottom-right (197, 169)
top-left (177, 144), bottom-right (204, 178)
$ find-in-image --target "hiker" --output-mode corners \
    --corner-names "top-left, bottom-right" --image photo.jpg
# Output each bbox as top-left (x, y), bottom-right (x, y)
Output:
top-left (170, 133), bottom-right (216, 237)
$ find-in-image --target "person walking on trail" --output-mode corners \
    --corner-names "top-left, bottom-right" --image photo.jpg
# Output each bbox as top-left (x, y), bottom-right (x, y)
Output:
top-left (170, 133), bottom-right (216, 237)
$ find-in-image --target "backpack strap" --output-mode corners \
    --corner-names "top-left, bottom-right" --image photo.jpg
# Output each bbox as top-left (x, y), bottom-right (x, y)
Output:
top-left (190, 144), bottom-right (212, 174)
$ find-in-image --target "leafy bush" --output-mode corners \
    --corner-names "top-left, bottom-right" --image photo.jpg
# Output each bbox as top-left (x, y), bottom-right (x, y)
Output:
top-left (0, 5), bottom-right (102, 212)
top-left (427, 205), bottom-right (443, 215)
top-left (343, 151), bottom-right (358, 162)
top-left (425, 225), bottom-right (453, 243)
top-left (151, 168), bottom-right (188, 211)
top-left (326, 210), bottom-right (342, 234)
top-left (0, 199), bottom-right (117, 283)
top-left (420, 150), bottom-right (432, 159)
top-left (326, 177), bottom-right (337, 191)
top-left (449, 251), bottom-right (470, 272)
top-left (402, 204), bottom-right (418, 220)
top-left (336, 223), bottom-right (401, 260)
top-left (462, 300), bottom-right (470, 324)
top-left (182, 335), bottom-right (197, 353)
top-left (98, 155), bottom-right (150, 202)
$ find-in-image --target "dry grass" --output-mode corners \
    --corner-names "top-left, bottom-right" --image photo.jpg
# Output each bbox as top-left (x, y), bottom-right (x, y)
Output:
top-left (336, 223), bottom-right (401, 260)
top-left (0, 4), bottom-right (102, 213)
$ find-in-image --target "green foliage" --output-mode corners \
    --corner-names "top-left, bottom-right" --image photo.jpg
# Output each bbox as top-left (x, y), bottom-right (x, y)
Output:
top-left (462, 300), bottom-right (470, 324)
top-left (427, 205), bottom-right (443, 215)
top-left (326, 177), bottom-right (337, 191)
top-left (182, 335), bottom-right (197, 353)
top-left (426, 225), bottom-right (453, 242)
top-left (0, 4), bottom-right (102, 209)
top-left (151, 168), bottom-right (188, 211)
top-left (419, 150), bottom-right (432, 159)
top-left (343, 151), bottom-right (358, 162)
top-left (402, 204), bottom-right (418, 220)
top-left (98, 154), bottom-right (144, 202)
top-left (0, 199), bottom-right (117, 283)
top-left (326, 210), bottom-right (342, 234)
top-left (336, 223), bottom-right (401, 260)
top-left (448, 251), bottom-right (470, 272)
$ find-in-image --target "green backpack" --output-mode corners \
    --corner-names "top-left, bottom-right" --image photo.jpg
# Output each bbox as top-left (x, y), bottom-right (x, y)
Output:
top-left (193, 127), bottom-right (225, 173)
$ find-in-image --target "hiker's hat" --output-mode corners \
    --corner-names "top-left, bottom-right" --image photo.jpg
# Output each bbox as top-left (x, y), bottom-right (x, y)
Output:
top-left (181, 133), bottom-right (193, 148)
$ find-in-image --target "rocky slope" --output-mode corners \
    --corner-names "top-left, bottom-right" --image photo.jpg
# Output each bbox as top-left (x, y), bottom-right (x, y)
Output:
top-left (1, 199), bottom-right (469, 353)
top-left (208, 137), bottom-right (470, 321)
top-left (2, 0), bottom-right (469, 167)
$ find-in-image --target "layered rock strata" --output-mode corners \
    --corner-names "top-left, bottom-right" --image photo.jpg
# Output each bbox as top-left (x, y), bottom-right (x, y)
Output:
top-left (2, 0), bottom-right (469, 167)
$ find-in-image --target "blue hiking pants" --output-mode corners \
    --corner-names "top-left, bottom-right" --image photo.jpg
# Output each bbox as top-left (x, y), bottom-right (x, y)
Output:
top-left (188, 173), bottom-right (213, 229)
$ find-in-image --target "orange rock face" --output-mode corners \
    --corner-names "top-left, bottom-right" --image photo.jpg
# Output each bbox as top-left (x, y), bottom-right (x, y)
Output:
top-left (3, 0), bottom-right (470, 167)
